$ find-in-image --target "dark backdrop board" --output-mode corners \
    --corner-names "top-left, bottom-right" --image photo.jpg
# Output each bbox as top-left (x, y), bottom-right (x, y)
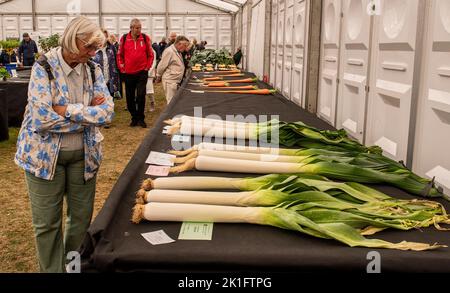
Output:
top-left (0, 89), bottom-right (8, 141)
top-left (80, 71), bottom-right (450, 273)
top-left (1, 81), bottom-right (28, 127)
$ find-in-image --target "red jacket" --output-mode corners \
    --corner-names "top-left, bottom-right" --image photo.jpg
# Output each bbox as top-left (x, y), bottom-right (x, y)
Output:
top-left (117, 33), bottom-right (154, 74)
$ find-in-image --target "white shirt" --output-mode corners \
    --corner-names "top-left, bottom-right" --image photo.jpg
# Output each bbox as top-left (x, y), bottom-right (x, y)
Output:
top-left (57, 47), bottom-right (85, 151)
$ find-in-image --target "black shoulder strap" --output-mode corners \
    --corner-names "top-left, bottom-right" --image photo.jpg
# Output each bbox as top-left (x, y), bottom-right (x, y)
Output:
top-left (121, 33), bottom-right (128, 60)
top-left (142, 33), bottom-right (149, 58)
top-left (36, 55), bottom-right (54, 80)
top-left (86, 60), bottom-right (96, 84)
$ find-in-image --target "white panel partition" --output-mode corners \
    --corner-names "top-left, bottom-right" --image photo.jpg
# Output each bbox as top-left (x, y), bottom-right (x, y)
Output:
top-left (269, 0), bottom-right (278, 87)
top-left (291, 0), bottom-right (306, 106)
top-left (275, 0), bottom-right (285, 92)
top-left (19, 16), bottom-right (33, 39)
top-left (248, 0), bottom-right (265, 78)
top-left (201, 16), bottom-right (216, 48)
top-left (218, 16), bottom-right (232, 50)
top-left (169, 16), bottom-right (185, 36)
top-left (2, 16), bottom-right (19, 39)
top-left (317, 0), bottom-right (341, 125)
top-left (0, 16), bottom-right (3, 41)
top-left (336, 0), bottom-right (372, 142)
top-left (366, 0), bottom-right (421, 162)
top-left (283, 0), bottom-right (294, 98)
top-left (103, 16), bottom-right (119, 35)
top-left (152, 17), bottom-right (166, 43)
top-left (36, 16), bottom-right (51, 38)
top-left (185, 17), bottom-right (201, 42)
top-left (413, 0), bottom-right (450, 195)
top-left (51, 16), bottom-right (68, 35)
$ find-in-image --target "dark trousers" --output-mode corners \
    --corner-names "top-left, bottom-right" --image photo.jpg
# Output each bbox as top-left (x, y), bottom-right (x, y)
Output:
top-left (23, 57), bottom-right (35, 66)
top-left (124, 71), bottom-right (147, 122)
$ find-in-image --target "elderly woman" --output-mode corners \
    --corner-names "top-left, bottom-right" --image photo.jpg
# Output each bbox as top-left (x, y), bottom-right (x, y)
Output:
top-left (14, 16), bottom-right (114, 273)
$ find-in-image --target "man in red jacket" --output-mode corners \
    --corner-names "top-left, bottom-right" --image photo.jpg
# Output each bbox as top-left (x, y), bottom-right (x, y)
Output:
top-left (117, 18), bottom-right (154, 128)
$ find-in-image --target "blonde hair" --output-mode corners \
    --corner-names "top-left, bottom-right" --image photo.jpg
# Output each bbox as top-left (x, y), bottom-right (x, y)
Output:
top-left (60, 16), bottom-right (105, 54)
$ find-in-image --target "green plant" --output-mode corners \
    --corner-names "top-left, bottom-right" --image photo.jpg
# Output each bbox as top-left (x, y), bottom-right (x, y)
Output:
top-left (189, 48), bottom-right (234, 66)
top-left (0, 39), bottom-right (20, 63)
top-left (38, 34), bottom-right (60, 53)
top-left (0, 67), bottom-right (11, 80)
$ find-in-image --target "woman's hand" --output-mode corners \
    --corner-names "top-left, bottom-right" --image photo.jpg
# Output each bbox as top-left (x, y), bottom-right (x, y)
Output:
top-left (91, 95), bottom-right (106, 106)
top-left (52, 105), bottom-right (67, 117)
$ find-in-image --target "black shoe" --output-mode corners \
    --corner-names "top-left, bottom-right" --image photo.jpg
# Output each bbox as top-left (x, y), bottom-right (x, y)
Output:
top-left (130, 120), bottom-right (138, 127)
top-left (138, 120), bottom-right (147, 128)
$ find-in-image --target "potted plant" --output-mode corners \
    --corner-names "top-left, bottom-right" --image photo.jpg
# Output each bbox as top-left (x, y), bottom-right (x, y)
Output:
top-left (0, 67), bottom-right (11, 81)
top-left (0, 39), bottom-right (20, 63)
top-left (38, 34), bottom-right (60, 53)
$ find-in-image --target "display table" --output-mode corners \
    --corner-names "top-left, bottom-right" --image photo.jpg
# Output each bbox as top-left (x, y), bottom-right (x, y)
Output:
top-left (0, 74), bottom-right (29, 127)
top-left (80, 71), bottom-right (450, 273)
top-left (0, 89), bottom-right (8, 141)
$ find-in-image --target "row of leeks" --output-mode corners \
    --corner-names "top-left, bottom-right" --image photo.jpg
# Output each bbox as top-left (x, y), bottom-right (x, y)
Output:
top-left (133, 173), bottom-right (450, 251)
top-left (164, 115), bottom-right (382, 154)
top-left (163, 117), bottom-right (445, 200)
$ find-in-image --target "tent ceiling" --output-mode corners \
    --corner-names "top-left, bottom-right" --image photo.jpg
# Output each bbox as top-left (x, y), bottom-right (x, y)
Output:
top-left (191, 0), bottom-right (248, 13)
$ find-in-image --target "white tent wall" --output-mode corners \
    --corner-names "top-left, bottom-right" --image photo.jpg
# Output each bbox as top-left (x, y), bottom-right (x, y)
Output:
top-left (365, 0), bottom-right (425, 164)
top-left (229, 0), bottom-right (312, 106)
top-left (0, 0), bottom-right (32, 13)
top-left (240, 2), bottom-right (249, 69)
top-left (315, 0), bottom-right (448, 182)
top-left (0, 0), bottom-right (233, 50)
top-left (36, 0), bottom-right (99, 13)
top-left (248, 0), bottom-right (265, 79)
top-left (317, 0), bottom-right (341, 125)
top-left (335, 0), bottom-right (372, 143)
top-left (413, 0), bottom-right (450, 195)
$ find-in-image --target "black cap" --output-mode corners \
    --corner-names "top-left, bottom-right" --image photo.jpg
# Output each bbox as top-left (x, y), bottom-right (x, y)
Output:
top-left (23, 32), bottom-right (29, 37)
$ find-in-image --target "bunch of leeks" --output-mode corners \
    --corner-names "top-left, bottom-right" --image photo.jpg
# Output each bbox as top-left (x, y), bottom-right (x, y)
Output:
top-left (133, 174), bottom-right (449, 251)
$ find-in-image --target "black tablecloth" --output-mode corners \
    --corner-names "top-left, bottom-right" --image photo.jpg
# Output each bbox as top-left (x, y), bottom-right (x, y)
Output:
top-left (0, 80), bottom-right (28, 127)
top-left (0, 89), bottom-right (8, 141)
top-left (80, 71), bottom-right (450, 273)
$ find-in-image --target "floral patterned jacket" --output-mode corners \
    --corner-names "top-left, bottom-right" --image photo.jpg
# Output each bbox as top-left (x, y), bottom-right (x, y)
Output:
top-left (14, 48), bottom-right (115, 181)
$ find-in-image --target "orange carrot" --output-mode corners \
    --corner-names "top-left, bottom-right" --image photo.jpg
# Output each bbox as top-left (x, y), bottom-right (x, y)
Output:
top-left (206, 82), bottom-right (230, 87)
top-left (203, 77), bottom-right (223, 81)
top-left (206, 78), bottom-right (257, 85)
top-left (205, 85), bottom-right (258, 90)
top-left (204, 89), bottom-right (276, 95)
top-left (206, 69), bottom-right (241, 74)
top-left (214, 73), bottom-right (245, 77)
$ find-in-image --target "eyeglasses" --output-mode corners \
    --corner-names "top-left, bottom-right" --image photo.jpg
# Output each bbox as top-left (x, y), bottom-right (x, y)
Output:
top-left (77, 37), bottom-right (100, 52)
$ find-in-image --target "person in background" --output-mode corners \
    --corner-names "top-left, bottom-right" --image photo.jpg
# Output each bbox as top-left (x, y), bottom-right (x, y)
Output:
top-left (14, 16), bottom-right (114, 273)
top-left (233, 47), bottom-right (242, 67)
top-left (1, 48), bottom-right (17, 65)
top-left (182, 43), bottom-right (193, 79)
top-left (117, 18), bottom-right (154, 128)
top-left (93, 29), bottom-right (121, 100)
top-left (109, 33), bottom-right (119, 52)
top-left (152, 42), bottom-right (161, 65)
top-left (108, 33), bottom-right (122, 96)
top-left (167, 32), bottom-right (177, 46)
top-left (18, 32), bottom-right (38, 67)
top-left (158, 37), bottom-right (168, 60)
top-left (191, 38), bottom-right (198, 51)
top-left (189, 39), bottom-right (197, 57)
top-left (156, 35), bottom-right (190, 104)
top-left (146, 47), bottom-right (157, 112)
top-left (197, 40), bottom-right (206, 51)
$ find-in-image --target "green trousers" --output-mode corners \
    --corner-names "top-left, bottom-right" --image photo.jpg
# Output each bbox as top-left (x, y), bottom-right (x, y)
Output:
top-left (25, 150), bottom-right (96, 273)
